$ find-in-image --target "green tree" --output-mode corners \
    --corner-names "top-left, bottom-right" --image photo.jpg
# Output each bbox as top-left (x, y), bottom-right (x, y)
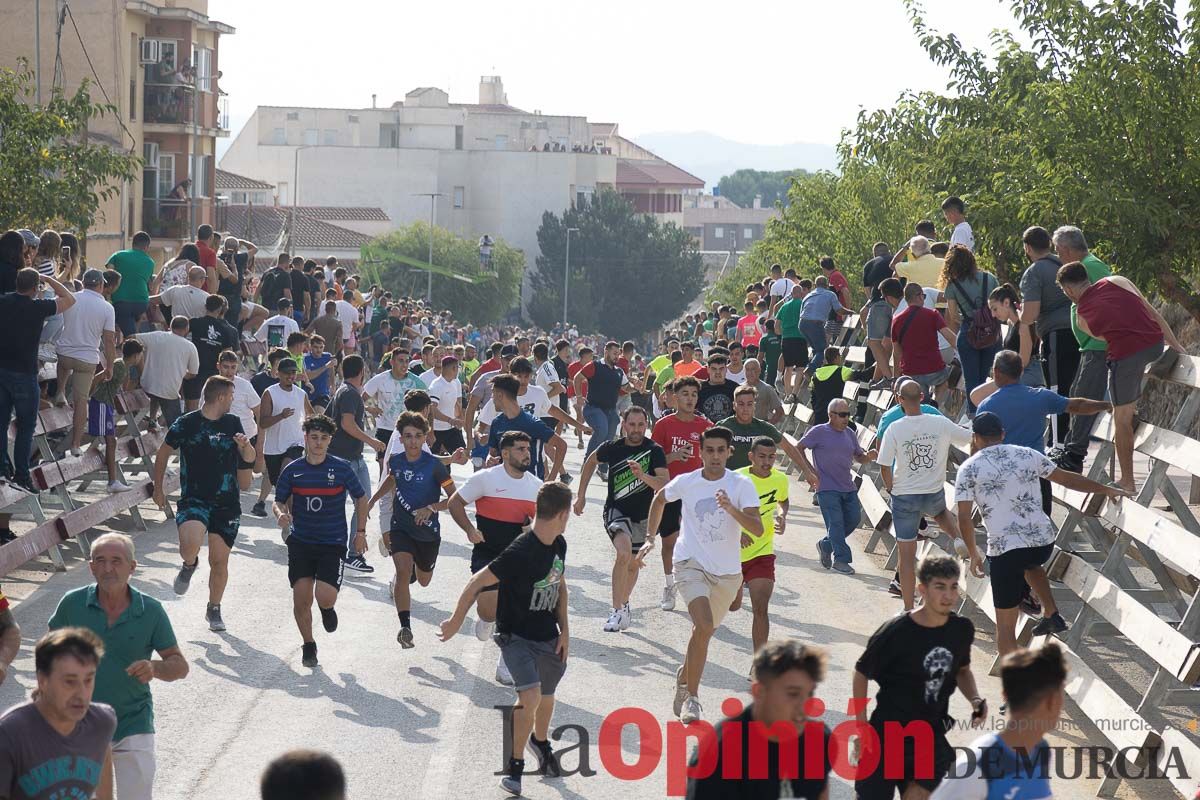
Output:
top-left (716, 168), bottom-right (807, 209)
top-left (363, 223), bottom-right (523, 324)
top-left (0, 60), bottom-right (141, 233)
top-left (528, 190), bottom-right (704, 337)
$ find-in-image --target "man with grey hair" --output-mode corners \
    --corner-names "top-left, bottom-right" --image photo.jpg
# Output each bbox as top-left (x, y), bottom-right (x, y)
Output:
top-left (796, 397), bottom-right (877, 575)
top-left (54, 268), bottom-right (117, 456)
top-left (896, 235), bottom-right (944, 290)
top-left (49, 531), bottom-right (190, 800)
top-left (741, 359), bottom-right (784, 424)
top-left (1046, 226), bottom-right (1111, 472)
top-left (151, 264), bottom-right (210, 321)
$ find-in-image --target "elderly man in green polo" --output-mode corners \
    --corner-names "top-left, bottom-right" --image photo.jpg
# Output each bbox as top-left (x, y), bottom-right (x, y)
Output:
top-left (49, 532), bottom-right (189, 800)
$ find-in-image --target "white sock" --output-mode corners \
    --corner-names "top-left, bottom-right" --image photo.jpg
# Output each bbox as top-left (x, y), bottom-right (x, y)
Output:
top-left (665, 573), bottom-right (675, 586)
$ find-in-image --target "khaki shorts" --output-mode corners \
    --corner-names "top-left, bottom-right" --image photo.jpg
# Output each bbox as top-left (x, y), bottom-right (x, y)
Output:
top-left (675, 558), bottom-right (743, 628)
top-left (56, 355), bottom-right (98, 403)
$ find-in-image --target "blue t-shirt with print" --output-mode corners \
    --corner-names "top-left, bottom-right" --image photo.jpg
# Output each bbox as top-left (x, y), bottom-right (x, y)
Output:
top-left (275, 454), bottom-right (365, 546)
top-left (388, 450), bottom-right (453, 542)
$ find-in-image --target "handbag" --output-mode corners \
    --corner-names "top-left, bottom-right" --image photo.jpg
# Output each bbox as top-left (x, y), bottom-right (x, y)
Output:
top-left (952, 275), bottom-right (1001, 349)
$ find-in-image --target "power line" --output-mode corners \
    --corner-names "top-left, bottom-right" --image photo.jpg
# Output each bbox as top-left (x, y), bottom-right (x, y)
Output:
top-left (62, 2), bottom-right (137, 151)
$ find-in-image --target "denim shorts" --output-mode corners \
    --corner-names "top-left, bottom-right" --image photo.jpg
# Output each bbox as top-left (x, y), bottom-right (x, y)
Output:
top-left (891, 491), bottom-right (946, 541)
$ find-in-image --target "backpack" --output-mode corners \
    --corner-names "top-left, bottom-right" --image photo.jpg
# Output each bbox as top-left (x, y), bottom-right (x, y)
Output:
top-left (952, 274), bottom-right (1001, 349)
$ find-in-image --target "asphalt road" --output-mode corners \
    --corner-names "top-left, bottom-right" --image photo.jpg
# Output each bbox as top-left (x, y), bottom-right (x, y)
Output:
top-left (0, 442), bottom-right (1169, 800)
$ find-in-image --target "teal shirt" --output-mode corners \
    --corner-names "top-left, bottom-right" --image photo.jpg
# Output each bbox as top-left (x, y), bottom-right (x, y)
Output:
top-left (49, 585), bottom-right (178, 741)
top-left (775, 297), bottom-right (804, 339)
top-left (106, 249), bottom-right (156, 304)
top-left (1071, 253), bottom-right (1113, 352)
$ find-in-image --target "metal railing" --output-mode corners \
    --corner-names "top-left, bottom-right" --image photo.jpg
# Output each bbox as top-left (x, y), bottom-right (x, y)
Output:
top-left (144, 82), bottom-right (194, 125)
top-left (142, 197), bottom-right (190, 240)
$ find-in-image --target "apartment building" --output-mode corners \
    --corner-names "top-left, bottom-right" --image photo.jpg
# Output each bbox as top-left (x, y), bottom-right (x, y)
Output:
top-left (0, 0), bottom-right (232, 255)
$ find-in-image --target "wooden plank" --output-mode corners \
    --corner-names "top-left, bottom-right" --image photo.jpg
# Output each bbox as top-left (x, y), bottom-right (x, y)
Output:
top-left (0, 484), bottom-right (33, 511)
top-left (1158, 726), bottom-right (1200, 800)
top-left (1091, 414), bottom-right (1200, 477)
top-left (1053, 550), bottom-right (1200, 683)
top-left (53, 473), bottom-right (178, 539)
top-left (1156, 353), bottom-right (1200, 390)
top-left (858, 478), bottom-right (891, 529)
top-left (242, 340), bottom-right (268, 358)
top-left (125, 431), bottom-right (165, 459)
top-left (1098, 499), bottom-right (1200, 581)
top-left (0, 521), bottom-right (69, 577)
top-left (1056, 639), bottom-right (1161, 762)
top-left (12, 406), bottom-right (76, 439)
top-left (843, 346), bottom-right (867, 366)
top-left (32, 448), bottom-right (109, 491)
top-left (114, 390), bottom-right (151, 415)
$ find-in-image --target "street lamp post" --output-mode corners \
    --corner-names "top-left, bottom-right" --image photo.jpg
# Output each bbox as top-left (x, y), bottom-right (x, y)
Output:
top-left (564, 226), bottom-right (579, 328)
top-left (412, 192), bottom-right (444, 303)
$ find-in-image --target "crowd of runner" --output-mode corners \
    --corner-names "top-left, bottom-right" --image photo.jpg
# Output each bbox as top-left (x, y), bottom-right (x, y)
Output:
top-left (0, 197), bottom-right (1183, 799)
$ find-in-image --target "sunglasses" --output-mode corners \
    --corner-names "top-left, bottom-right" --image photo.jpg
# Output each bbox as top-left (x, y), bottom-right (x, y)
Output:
top-left (831, 411), bottom-right (852, 418)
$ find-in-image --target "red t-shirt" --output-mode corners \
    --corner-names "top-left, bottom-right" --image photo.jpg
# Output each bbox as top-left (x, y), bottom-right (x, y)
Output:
top-left (828, 270), bottom-right (850, 302)
top-left (651, 413), bottom-right (712, 478)
top-left (737, 313), bottom-right (762, 347)
top-left (196, 240), bottom-right (218, 269)
top-left (674, 360), bottom-right (706, 378)
top-left (891, 306), bottom-right (945, 376)
top-left (567, 360), bottom-right (587, 399)
top-left (1078, 278), bottom-right (1163, 361)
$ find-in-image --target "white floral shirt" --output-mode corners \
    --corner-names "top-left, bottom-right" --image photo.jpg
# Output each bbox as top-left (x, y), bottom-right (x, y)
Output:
top-left (953, 444), bottom-right (1057, 557)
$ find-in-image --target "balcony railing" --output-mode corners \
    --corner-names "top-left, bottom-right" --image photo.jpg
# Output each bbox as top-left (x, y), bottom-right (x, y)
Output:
top-left (144, 83), bottom-right (195, 126)
top-left (218, 95), bottom-right (230, 132)
top-left (143, 198), bottom-right (190, 240)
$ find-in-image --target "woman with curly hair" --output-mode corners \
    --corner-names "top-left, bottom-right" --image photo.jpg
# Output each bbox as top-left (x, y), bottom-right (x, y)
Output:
top-left (941, 244), bottom-right (999, 412)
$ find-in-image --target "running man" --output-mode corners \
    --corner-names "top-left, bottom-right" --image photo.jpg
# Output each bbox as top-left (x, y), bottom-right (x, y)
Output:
top-left (649, 376), bottom-right (712, 611)
top-left (646, 426), bottom-right (761, 723)
top-left (366, 411), bottom-right (456, 648)
top-left (447, 430), bottom-right (542, 685)
top-left (487, 374), bottom-right (567, 482)
top-left (153, 376), bottom-right (256, 632)
top-left (573, 406), bottom-right (669, 632)
top-left (257, 357), bottom-right (315, 525)
top-left (729, 436), bottom-right (789, 660)
top-left (273, 415), bottom-right (368, 668)
top-left (440, 482), bottom-right (572, 797)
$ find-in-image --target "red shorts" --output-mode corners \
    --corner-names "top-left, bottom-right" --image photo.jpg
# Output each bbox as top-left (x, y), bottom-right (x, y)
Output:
top-left (741, 553), bottom-right (776, 583)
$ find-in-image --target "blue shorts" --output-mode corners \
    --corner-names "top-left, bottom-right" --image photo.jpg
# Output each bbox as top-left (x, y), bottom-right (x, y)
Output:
top-left (891, 491), bottom-right (946, 542)
top-left (86, 400), bottom-right (116, 438)
top-left (176, 497), bottom-right (241, 549)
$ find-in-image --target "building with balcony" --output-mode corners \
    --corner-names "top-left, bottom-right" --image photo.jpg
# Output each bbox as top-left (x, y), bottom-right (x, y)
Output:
top-left (219, 76), bottom-right (697, 309)
top-left (682, 196), bottom-right (780, 252)
top-left (1, 0), bottom-right (232, 259)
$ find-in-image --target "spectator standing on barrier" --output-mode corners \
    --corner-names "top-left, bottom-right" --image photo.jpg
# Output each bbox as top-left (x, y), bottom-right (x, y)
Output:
top-left (218, 236), bottom-right (255, 327)
top-left (0, 268), bottom-right (75, 493)
top-left (862, 241), bottom-right (897, 387)
top-left (798, 275), bottom-right (848, 374)
top-left (774, 283), bottom-right (809, 402)
top-left (1018, 227), bottom-right (1069, 421)
top-left (821, 256), bottom-right (853, 345)
top-left (107, 231), bottom-right (155, 337)
top-left (1057, 262), bottom-right (1183, 494)
top-left (55, 268), bottom-right (117, 457)
top-left (943, 196), bottom-right (975, 251)
top-left (136, 316), bottom-right (199, 429)
top-left (942, 244), bottom-right (1000, 413)
top-left (896, 235), bottom-right (945, 293)
top-left (185, 296), bottom-right (239, 414)
top-left (260, 750), bottom-right (346, 800)
top-left (89, 339), bottom-right (144, 493)
top-left (888, 281), bottom-right (955, 407)
top-left (48, 533), bottom-right (189, 800)
top-left (0, 628), bottom-right (117, 800)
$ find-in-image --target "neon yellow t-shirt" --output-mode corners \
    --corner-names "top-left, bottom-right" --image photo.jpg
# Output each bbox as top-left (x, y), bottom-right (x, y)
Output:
top-left (737, 466), bottom-right (789, 561)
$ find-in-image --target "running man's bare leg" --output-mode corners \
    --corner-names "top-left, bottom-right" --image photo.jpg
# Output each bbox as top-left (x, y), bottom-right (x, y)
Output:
top-left (314, 580), bottom-right (338, 612)
top-left (897, 540), bottom-right (918, 612)
top-left (391, 552), bottom-right (415, 612)
top-left (747, 578), bottom-right (774, 653)
top-left (293, 578), bottom-right (315, 643)
top-left (533, 695), bottom-right (556, 741)
top-left (178, 520), bottom-right (207, 567)
top-left (610, 534), bottom-right (633, 609)
top-left (1024, 567), bottom-right (1058, 618)
top-left (683, 597), bottom-right (716, 696)
top-left (512, 687), bottom-right (541, 759)
top-left (207, 534), bottom-right (231, 606)
top-left (660, 531), bottom-right (677, 576)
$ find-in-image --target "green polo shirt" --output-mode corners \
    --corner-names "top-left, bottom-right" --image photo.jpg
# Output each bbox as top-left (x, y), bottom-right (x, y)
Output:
top-left (1070, 253), bottom-right (1112, 352)
top-left (49, 584), bottom-right (177, 742)
top-left (774, 297), bottom-right (805, 339)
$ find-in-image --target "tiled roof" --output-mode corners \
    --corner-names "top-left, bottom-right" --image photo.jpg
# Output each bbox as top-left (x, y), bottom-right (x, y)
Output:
top-left (291, 206), bottom-right (391, 222)
top-left (616, 158), bottom-right (705, 189)
top-left (222, 205), bottom-right (371, 250)
top-left (215, 168), bottom-right (274, 190)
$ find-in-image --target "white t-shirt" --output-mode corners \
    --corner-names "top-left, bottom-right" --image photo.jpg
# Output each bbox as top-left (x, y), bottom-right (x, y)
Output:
top-left (726, 366), bottom-right (745, 385)
top-left (953, 444), bottom-right (1057, 557)
top-left (455, 463), bottom-right (541, 524)
top-left (769, 277), bottom-right (795, 298)
top-left (136, 331), bottom-right (199, 401)
top-left (56, 289), bottom-right (115, 364)
top-left (335, 300), bottom-right (359, 341)
top-left (254, 314), bottom-right (300, 344)
top-left (362, 370), bottom-right (424, 431)
top-left (261, 383), bottom-right (307, 455)
top-left (230, 375), bottom-right (261, 439)
top-left (877, 413), bottom-right (972, 495)
top-left (427, 375), bottom-right (463, 431)
top-left (664, 468), bottom-right (760, 576)
top-left (951, 221), bottom-right (975, 252)
top-left (480, 385), bottom-right (551, 428)
top-left (420, 369), bottom-right (438, 388)
top-left (160, 284), bottom-right (210, 320)
top-left (534, 360), bottom-right (561, 394)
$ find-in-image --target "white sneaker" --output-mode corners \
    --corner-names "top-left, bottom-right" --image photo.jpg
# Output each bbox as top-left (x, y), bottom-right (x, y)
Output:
top-left (660, 584), bottom-right (676, 611)
top-left (376, 533), bottom-right (389, 559)
top-left (680, 695), bottom-right (703, 723)
top-left (496, 655), bottom-right (514, 686)
top-left (603, 609), bottom-right (622, 632)
top-left (68, 447), bottom-right (82, 458)
top-left (106, 480), bottom-right (132, 493)
top-left (619, 604), bottom-right (632, 630)
top-left (475, 617), bottom-right (494, 642)
top-left (953, 538), bottom-right (971, 559)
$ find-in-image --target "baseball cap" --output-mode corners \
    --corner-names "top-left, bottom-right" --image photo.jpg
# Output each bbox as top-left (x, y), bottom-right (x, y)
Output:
top-left (277, 359), bottom-right (299, 373)
top-left (972, 412), bottom-right (1004, 438)
top-left (17, 229), bottom-right (39, 248)
top-left (500, 344), bottom-right (518, 358)
top-left (82, 269), bottom-right (105, 288)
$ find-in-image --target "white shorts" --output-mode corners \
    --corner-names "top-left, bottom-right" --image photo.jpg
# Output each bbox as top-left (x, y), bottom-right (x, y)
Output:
top-left (113, 733), bottom-right (155, 800)
top-left (675, 558), bottom-right (742, 628)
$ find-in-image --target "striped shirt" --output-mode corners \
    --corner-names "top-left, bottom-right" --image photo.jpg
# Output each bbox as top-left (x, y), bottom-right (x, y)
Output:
top-left (275, 455), bottom-right (366, 546)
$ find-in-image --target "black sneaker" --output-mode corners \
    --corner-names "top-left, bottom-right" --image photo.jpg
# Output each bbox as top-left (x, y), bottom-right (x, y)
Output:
top-left (397, 626), bottom-right (414, 649)
top-left (173, 559), bottom-right (199, 595)
top-left (499, 758), bottom-right (524, 796)
top-left (1030, 611), bottom-right (1069, 636)
top-left (343, 553), bottom-right (374, 575)
top-left (526, 736), bottom-right (562, 777)
top-left (248, 501), bottom-right (268, 518)
top-left (1019, 587), bottom-right (1043, 618)
top-left (320, 606), bottom-right (338, 633)
top-left (1048, 446), bottom-right (1084, 474)
top-left (206, 603), bottom-right (226, 632)
top-left (301, 641), bottom-right (318, 668)
top-left (0, 529), bottom-right (16, 545)
top-left (11, 476), bottom-right (38, 495)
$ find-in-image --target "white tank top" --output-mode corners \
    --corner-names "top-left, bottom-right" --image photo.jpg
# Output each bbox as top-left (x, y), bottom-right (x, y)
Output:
top-left (262, 383), bottom-right (306, 455)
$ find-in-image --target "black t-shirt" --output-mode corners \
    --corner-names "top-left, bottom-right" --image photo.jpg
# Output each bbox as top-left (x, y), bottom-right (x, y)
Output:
top-left (306, 273), bottom-right (321, 312)
top-left (489, 531), bottom-right (567, 642)
top-left (862, 255), bottom-right (894, 303)
top-left (855, 611), bottom-right (975, 732)
top-left (164, 411), bottom-right (244, 506)
top-left (250, 369), bottom-right (278, 397)
top-left (586, 362), bottom-right (624, 409)
top-left (698, 380), bottom-right (737, 423)
top-left (596, 437), bottom-right (667, 521)
top-left (687, 709), bottom-right (831, 799)
top-left (552, 355), bottom-right (569, 382)
top-left (0, 294), bottom-right (57, 374)
top-left (259, 268), bottom-right (288, 312)
top-left (290, 270), bottom-right (309, 316)
top-left (189, 315), bottom-right (239, 376)
top-left (217, 252), bottom-right (247, 305)
top-left (328, 383), bottom-right (366, 460)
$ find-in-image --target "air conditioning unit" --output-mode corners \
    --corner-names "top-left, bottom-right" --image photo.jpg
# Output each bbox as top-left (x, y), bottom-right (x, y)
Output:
top-left (139, 38), bottom-right (160, 65)
top-left (143, 141), bottom-right (160, 165)
top-left (286, 111), bottom-right (299, 121)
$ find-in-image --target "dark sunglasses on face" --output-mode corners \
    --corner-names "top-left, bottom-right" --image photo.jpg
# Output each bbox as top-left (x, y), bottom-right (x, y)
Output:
top-left (831, 411), bottom-right (851, 418)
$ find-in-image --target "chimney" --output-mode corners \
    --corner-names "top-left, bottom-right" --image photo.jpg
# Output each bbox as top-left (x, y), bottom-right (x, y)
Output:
top-left (479, 75), bottom-right (506, 106)
top-left (753, 194), bottom-right (762, 210)
top-left (371, 94), bottom-right (377, 109)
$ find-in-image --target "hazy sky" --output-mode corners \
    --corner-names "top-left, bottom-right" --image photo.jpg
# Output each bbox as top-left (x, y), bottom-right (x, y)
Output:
top-left (210, 0), bottom-right (1026, 153)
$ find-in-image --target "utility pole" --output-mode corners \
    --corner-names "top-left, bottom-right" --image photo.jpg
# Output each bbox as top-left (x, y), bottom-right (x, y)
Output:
top-left (412, 192), bottom-right (444, 303)
top-left (564, 227), bottom-right (579, 328)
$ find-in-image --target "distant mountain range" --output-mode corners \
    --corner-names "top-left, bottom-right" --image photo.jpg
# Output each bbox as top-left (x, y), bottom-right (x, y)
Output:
top-left (633, 131), bottom-right (839, 190)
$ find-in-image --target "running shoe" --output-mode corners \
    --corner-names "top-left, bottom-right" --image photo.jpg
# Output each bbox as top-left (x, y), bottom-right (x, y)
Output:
top-left (496, 656), bottom-right (514, 686)
top-left (673, 666), bottom-right (689, 717)
top-left (887, 578), bottom-right (903, 597)
top-left (173, 559), bottom-right (198, 595)
top-left (1020, 590), bottom-right (1043, 618)
top-left (1030, 612), bottom-right (1068, 637)
top-left (301, 642), bottom-right (318, 668)
top-left (11, 476), bottom-right (38, 495)
top-left (320, 606), bottom-right (338, 633)
top-left (868, 377), bottom-right (894, 391)
top-left (107, 480), bottom-right (132, 493)
top-left (526, 737), bottom-right (562, 777)
top-left (475, 618), bottom-right (494, 641)
top-left (680, 695), bottom-right (703, 724)
top-left (0, 529), bottom-right (15, 545)
top-left (603, 609), bottom-right (622, 632)
top-left (397, 626), bottom-right (414, 649)
top-left (832, 561), bottom-right (856, 575)
top-left (619, 603), bottom-right (632, 631)
top-left (67, 446), bottom-right (82, 458)
top-left (559, 472), bottom-right (572, 485)
top-left (1048, 446), bottom-right (1084, 474)
top-left (500, 771), bottom-right (522, 796)
top-left (206, 604), bottom-right (226, 632)
top-left (660, 584), bottom-right (676, 611)
top-left (248, 501), bottom-right (268, 518)
top-left (342, 553), bottom-right (374, 575)
top-left (816, 540), bottom-right (832, 570)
